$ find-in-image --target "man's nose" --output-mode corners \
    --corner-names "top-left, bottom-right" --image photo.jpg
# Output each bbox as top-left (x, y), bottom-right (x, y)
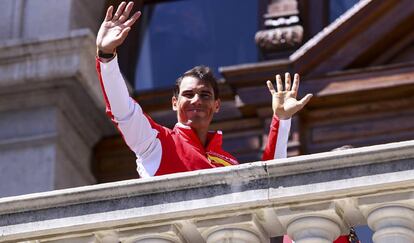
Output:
top-left (190, 94), bottom-right (202, 104)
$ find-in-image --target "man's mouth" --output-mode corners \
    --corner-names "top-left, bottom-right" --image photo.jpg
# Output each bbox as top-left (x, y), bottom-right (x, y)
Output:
top-left (187, 108), bottom-right (204, 113)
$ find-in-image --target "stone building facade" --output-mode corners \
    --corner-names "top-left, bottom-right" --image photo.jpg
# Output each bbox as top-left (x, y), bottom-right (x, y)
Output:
top-left (0, 0), bottom-right (112, 197)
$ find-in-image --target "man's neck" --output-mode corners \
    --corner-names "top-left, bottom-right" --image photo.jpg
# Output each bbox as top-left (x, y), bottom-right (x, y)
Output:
top-left (176, 122), bottom-right (210, 148)
top-left (194, 128), bottom-right (209, 148)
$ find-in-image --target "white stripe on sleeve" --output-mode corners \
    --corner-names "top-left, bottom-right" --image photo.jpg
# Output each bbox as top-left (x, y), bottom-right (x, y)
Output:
top-left (275, 118), bottom-right (291, 159)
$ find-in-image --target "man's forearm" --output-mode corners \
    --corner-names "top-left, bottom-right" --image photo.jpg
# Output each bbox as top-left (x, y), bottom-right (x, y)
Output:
top-left (96, 55), bottom-right (133, 121)
top-left (262, 115), bottom-right (291, 160)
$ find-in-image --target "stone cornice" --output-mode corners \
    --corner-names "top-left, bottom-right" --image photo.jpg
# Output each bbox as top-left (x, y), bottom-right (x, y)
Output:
top-left (0, 29), bottom-right (110, 109)
top-left (0, 29), bottom-right (115, 144)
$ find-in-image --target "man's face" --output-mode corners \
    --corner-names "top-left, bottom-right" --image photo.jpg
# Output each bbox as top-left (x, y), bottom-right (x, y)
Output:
top-left (172, 76), bottom-right (220, 131)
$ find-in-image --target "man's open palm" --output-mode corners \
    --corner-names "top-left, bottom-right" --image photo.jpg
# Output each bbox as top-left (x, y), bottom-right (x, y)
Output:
top-left (96, 1), bottom-right (141, 54)
top-left (267, 73), bottom-right (313, 120)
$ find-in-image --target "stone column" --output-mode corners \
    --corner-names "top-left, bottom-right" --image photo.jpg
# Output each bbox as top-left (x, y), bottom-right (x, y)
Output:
top-left (0, 0), bottom-right (112, 197)
top-left (286, 216), bottom-right (341, 243)
top-left (116, 224), bottom-right (185, 243)
top-left (367, 205), bottom-right (414, 243)
top-left (0, 30), bottom-right (114, 197)
top-left (130, 237), bottom-right (175, 243)
top-left (197, 214), bottom-right (269, 243)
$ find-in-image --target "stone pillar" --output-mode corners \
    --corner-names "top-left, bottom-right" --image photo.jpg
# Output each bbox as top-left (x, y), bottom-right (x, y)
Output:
top-left (286, 216), bottom-right (341, 243)
top-left (130, 237), bottom-right (175, 243)
top-left (205, 228), bottom-right (261, 243)
top-left (0, 0), bottom-right (112, 197)
top-left (367, 205), bottom-right (414, 243)
top-left (255, 0), bottom-right (303, 59)
top-left (197, 214), bottom-right (269, 243)
top-left (113, 224), bottom-right (185, 243)
top-left (0, 30), bottom-right (114, 197)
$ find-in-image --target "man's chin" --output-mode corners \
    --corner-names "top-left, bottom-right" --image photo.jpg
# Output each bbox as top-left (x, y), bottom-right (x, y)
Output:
top-left (184, 119), bottom-right (209, 129)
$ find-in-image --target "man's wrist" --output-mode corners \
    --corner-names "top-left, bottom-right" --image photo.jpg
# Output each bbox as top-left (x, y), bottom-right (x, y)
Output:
top-left (97, 48), bottom-right (116, 62)
top-left (274, 113), bottom-right (291, 120)
top-left (98, 49), bottom-right (115, 58)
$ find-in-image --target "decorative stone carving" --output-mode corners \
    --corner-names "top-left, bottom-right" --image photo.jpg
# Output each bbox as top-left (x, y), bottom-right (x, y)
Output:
top-left (94, 230), bottom-right (120, 243)
top-left (255, 0), bottom-right (303, 54)
top-left (255, 25), bottom-right (303, 51)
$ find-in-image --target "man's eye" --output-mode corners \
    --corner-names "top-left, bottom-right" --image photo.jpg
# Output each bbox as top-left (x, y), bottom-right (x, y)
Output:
top-left (201, 93), bottom-right (212, 99)
top-left (182, 93), bottom-right (194, 98)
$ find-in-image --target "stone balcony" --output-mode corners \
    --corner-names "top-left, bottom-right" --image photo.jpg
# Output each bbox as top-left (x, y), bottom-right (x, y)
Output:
top-left (1, 140), bottom-right (414, 243)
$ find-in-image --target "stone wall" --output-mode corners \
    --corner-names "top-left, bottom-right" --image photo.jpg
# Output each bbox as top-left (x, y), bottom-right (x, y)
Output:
top-left (0, 0), bottom-right (113, 197)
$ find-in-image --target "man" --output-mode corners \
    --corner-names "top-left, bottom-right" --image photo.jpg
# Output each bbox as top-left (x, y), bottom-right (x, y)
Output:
top-left (96, 1), bottom-right (312, 177)
top-left (94, 2), bottom-right (351, 243)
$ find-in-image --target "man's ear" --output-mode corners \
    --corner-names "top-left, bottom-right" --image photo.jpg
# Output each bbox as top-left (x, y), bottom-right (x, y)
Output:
top-left (214, 99), bottom-right (221, 113)
top-left (172, 96), bottom-right (178, 111)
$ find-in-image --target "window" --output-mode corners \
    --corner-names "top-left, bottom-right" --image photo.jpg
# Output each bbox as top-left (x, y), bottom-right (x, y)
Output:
top-left (329, 0), bottom-right (360, 23)
top-left (135, 0), bottom-right (259, 90)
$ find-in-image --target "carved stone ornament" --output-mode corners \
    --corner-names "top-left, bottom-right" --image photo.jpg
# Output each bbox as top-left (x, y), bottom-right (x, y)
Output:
top-left (255, 25), bottom-right (303, 51)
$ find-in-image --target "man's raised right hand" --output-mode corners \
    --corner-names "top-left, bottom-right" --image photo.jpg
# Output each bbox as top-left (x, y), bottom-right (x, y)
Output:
top-left (96, 1), bottom-right (141, 55)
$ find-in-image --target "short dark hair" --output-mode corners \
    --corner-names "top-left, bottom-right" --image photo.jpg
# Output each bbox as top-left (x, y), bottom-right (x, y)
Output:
top-left (173, 66), bottom-right (219, 100)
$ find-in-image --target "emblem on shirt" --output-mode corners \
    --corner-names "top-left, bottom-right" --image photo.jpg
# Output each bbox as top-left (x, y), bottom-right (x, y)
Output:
top-left (206, 151), bottom-right (238, 167)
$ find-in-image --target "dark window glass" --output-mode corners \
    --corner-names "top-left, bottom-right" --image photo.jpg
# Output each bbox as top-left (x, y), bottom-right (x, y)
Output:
top-left (329, 0), bottom-right (359, 23)
top-left (135, 0), bottom-right (258, 90)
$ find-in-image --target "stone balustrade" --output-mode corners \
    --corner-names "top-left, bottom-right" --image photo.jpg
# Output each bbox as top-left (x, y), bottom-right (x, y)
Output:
top-left (1, 140), bottom-right (414, 242)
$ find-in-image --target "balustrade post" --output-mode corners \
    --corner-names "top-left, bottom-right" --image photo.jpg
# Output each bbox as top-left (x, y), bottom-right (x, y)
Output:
top-left (205, 228), bottom-right (261, 243)
top-left (367, 205), bottom-right (414, 243)
top-left (132, 239), bottom-right (174, 243)
top-left (286, 216), bottom-right (341, 243)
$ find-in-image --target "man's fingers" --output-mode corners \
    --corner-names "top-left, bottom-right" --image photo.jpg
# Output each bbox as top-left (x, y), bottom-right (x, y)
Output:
top-left (105, 5), bottom-right (114, 21)
top-left (285, 72), bottom-right (291, 91)
top-left (113, 1), bottom-right (127, 21)
top-left (123, 11), bottom-right (141, 28)
top-left (266, 80), bottom-right (276, 95)
top-left (118, 1), bottom-right (134, 23)
top-left (298, 93), bottom-right (313, 107)
top-left (124, 1), bottom-right (134, 17)
top-left (292, 73), bottom-right (300, 94)
top-left (276, 74), bottom-right (283, 92)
